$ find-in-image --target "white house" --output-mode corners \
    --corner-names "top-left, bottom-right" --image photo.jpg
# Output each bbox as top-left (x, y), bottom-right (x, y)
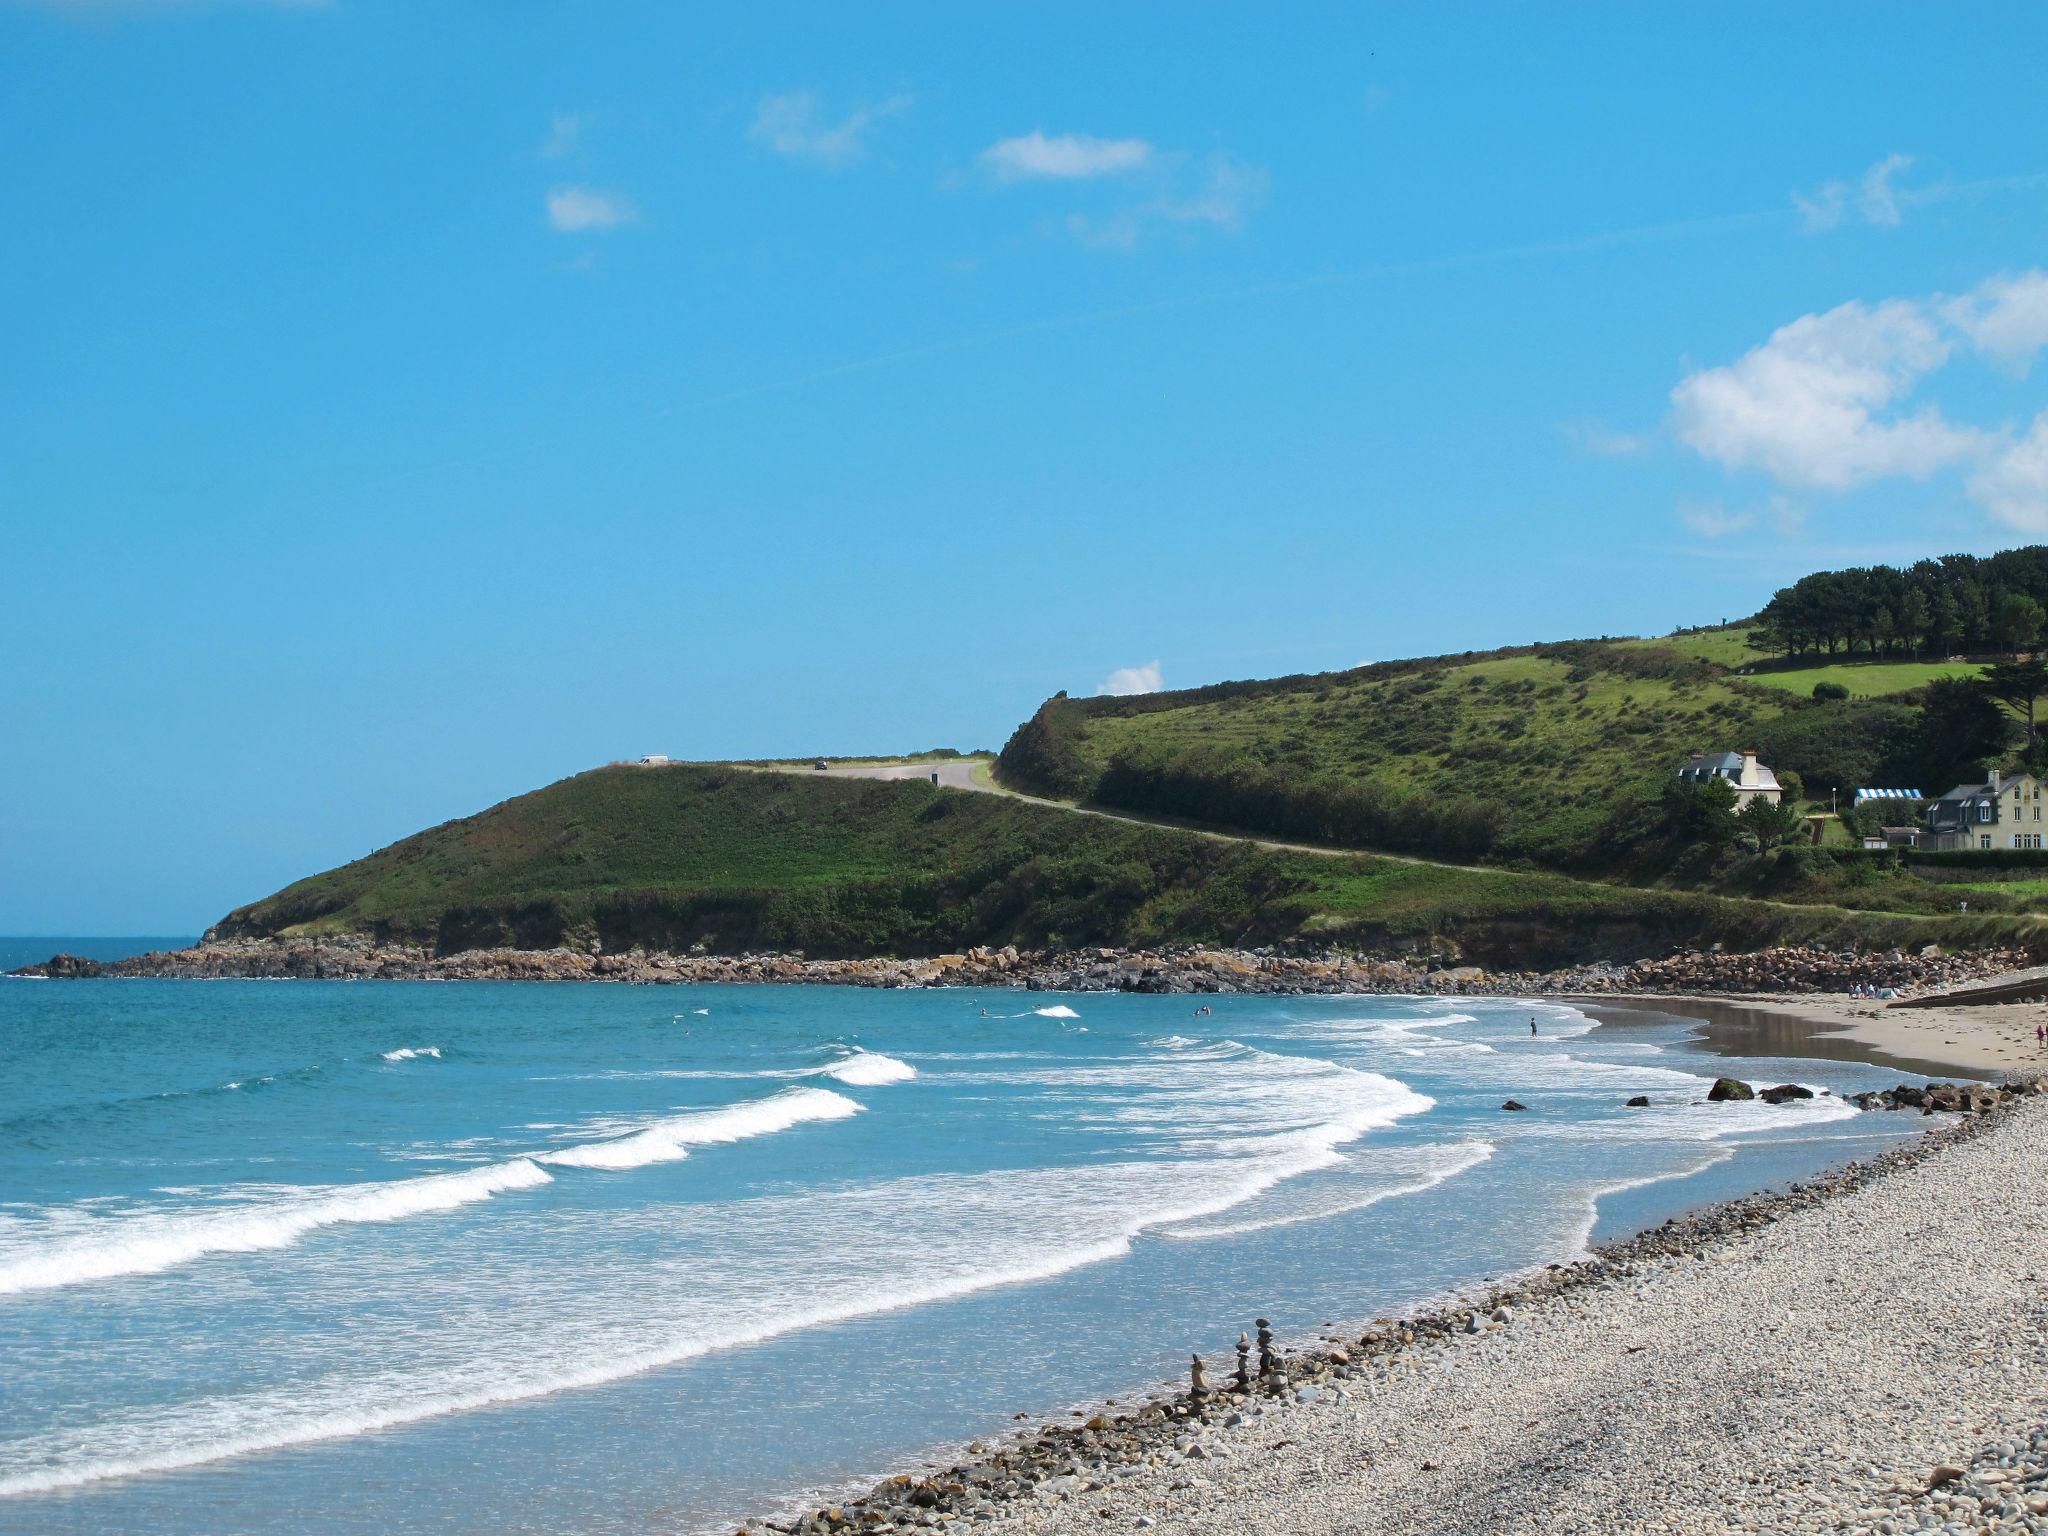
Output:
top-left (1676, 749), bottom-right (1783, 808)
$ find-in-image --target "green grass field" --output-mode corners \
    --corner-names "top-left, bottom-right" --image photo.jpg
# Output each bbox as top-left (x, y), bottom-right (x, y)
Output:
top-left (1740, 660), bottom-right (1985, 698)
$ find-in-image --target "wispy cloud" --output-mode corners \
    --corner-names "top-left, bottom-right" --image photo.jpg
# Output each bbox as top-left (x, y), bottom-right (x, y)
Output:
top-left (1064, 154), bottom-right (1266, 252)
top-left (1098, 660), bottom-right (1163, 697)
top-left (541, 112), bottom-right (582, 161)
top-left (980, 130), bottom-right (1155, 183)
top-left (546, 185), bottom-right (636, 233)
top-left (1677, 495), bottom-right (1804, 540)
top-left (1794, 152), bottom-right (1915, 233)
top-left (1678, 500), bottom-right (1756, 539)
top-left (749, 92), bottom-right (908, 168)
top-left (1560, 419), bottom-right (1648, 458)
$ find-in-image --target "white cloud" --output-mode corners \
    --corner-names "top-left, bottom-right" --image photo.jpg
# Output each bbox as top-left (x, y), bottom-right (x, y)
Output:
top-left (545, 185), bottom-right (636, 233)
top-left (1970, 412), bottom-right (2048, 530)
top-left (749, 92), bottom-right (907, 168)
top-left (1942, 270), bottom-right (2048, 374)
top-left (1669, 297), bottom-right (1984, 490)
top-left (1064, 153), bottom-right (1267, 251)
top-left (541, 112), bottom-right (581, 161)
top-left (981, 130), bottom-right (1154, 182)
top-left (1561, 419), bottom-right (1648, 457)
top-left (1794, 152), bottom-right (1914, 233)
top-left (1098, 660), bottom-right (1164, 697)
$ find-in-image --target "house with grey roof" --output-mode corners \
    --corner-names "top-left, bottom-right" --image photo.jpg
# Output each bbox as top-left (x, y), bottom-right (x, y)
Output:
top-left (1922, 769), bottom-right (2048, 850)
top-left (1675, 749), bottom-right (1783, 809)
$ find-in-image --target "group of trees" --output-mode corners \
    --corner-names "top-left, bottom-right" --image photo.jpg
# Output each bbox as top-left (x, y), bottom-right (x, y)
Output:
top-left (1747, 548), bottom-right (2048, 660)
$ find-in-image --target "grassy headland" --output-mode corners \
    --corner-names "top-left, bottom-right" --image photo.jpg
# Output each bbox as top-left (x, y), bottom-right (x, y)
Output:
top-left (211, 763), bottom-right (2038, 966)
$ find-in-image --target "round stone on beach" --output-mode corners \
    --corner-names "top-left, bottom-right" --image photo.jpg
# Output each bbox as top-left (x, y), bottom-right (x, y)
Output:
top-left (1707, 1077), bottom-right (1755, 1102)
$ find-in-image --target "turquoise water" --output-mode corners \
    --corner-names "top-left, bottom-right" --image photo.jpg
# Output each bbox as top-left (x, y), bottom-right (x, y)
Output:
top-left (0, 964), bottom-right (1929, 1535)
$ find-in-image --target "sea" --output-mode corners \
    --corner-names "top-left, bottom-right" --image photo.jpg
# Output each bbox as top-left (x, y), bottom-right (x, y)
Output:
top-left (0, 938), bottom-right (1940, 1536)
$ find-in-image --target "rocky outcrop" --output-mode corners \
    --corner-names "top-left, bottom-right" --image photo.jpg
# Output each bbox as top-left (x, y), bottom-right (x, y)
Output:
top-left (1759, 1083), bottom-right (1815, 1104)
top-left (1851, 1081), bottom-right (2017, 1115)
top-left (1707, 1077), bottom-right (1755, 1102)
top-left (16, 938), bottom-right (2033, 1000)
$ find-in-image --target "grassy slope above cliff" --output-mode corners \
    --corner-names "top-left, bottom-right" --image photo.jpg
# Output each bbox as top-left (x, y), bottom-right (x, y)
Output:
top-left (995, 635), bottom-right (1986, 880)
top-left (997, 642), bottom-right (1798, 871)
top-left (214, 763), bottom-right (2036, 965)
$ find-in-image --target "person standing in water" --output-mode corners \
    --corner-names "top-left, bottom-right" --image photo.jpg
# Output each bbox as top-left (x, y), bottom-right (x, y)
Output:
top-left (1529, 1017), bottom-right (1538, 1036)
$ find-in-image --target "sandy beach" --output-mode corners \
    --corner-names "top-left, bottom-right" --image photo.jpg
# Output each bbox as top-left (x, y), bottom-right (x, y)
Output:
top-left (1577, 987), bottom-right (2048, 1080)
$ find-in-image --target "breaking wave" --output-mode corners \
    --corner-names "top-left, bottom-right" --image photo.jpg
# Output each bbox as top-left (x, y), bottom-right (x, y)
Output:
top-left (0, 1161), bottom-right (553, 1298)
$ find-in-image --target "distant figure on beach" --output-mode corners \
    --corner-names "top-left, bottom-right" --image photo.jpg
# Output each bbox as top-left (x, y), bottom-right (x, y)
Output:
top-left (1529, 1017), bottom-right (1538, 1036)
top-left (2037, 1023), bottom-right (2044, 1048)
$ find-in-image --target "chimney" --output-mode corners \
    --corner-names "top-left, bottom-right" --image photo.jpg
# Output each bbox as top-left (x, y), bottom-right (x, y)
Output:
top-left (1740, 748), bottom-right (1758, 785)
top-left (1989, 767), bottom-right (2001, 792)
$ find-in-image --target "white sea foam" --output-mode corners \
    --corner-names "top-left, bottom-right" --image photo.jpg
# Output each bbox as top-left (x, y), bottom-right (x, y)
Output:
top-left (0, 1074), bottom-right (1432, 1498)
top-left (537, 1087), bottom-right (861, 1171)
top-left (817, 1051), bottom-right (917, 1087)
top-left (0, 1088), bottom-right (864, 1294)
top-left (0, 1160), bottom-right (553, 1297)
top-left (1031, 1005), bottom-right (1080, 1019)
top-left (1161, 1138), bottom-right (1496, 1239)
top-left (380, 1046), bottom-right (441, 1063)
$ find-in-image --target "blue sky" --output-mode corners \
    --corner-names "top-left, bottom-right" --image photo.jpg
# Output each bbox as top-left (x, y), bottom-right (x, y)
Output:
top-left (5, 3), bottom-right (2048, 932)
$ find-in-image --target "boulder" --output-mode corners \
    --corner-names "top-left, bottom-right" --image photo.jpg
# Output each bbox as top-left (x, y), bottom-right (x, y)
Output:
top-left (1759, 1084), bottom-right (1814, 1105)
top-left (1501, 1099), bottom-right (1529, 1112)
top-left (1706, 1077), bottom-right (1754, 1102)
top-left (1625, 1095), bottom-right (1651, 1108)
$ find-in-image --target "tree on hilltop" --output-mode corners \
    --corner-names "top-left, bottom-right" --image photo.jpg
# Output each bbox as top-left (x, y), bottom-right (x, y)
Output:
top-left (1980, 658), bottom-right (2048, 749)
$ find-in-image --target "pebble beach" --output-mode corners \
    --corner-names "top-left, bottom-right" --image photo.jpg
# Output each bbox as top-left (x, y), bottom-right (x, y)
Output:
top-left (760, 1087), bottom-right (2048, 1536)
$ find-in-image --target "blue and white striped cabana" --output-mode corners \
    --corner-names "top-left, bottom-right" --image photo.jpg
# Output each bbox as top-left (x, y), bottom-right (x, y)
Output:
top-left (1853, 787), bottom-right (1923, 805)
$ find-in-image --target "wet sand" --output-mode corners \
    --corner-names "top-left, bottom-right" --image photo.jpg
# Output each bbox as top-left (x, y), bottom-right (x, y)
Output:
top-left (1565, 991), bottom-right (2048, 1080)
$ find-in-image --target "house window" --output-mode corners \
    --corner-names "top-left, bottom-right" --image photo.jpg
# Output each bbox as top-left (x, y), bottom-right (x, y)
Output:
top-left (1979, 803), bottom-right (1994, 823)
top-left (1982, 835), bottom-right (1994, 849)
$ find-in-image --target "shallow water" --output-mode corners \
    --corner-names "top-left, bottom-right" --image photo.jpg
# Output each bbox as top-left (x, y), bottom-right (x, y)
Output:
top-left (0, 969), bottom-right (1931, 1535)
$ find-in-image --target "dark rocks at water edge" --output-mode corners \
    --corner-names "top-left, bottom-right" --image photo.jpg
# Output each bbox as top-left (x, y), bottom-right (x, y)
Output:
top-left (1707, 1076), bottom-right (1756, 1102)
top-left (1851, 1080), bottom-right (2012, 1114)
top-left (15, 938), bottom-right (2033, 998)
top-left (731, 1093), bottom-right (2042, 1536)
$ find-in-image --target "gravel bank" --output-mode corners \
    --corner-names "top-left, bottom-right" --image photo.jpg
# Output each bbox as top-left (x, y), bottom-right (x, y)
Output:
top-left (836, 1098), bottom-right (2048, 1536)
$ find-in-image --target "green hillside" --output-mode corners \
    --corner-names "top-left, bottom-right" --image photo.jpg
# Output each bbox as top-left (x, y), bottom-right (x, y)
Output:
top-left (206, 763), bottom-right (2031, 965)
top-left (996, 642), bottom-right (1802, 871)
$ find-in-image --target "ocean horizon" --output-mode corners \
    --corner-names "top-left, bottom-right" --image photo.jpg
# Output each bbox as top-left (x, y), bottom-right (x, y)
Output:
top-left (0, 966), bottom-right (1939, 1534)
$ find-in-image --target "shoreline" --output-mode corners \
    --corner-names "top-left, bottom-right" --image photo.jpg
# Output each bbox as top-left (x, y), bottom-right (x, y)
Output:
top-left (1572, 989), bottom-right (2048, 1080)
top-left (22, 936), bottom-right (2048, 1080)
top-left (737, 1087), bottom-right (2044, 1536)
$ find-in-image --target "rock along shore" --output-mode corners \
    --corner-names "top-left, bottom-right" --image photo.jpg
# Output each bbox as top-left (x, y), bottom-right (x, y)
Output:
top-left (742, 1086), bottom-right (2048, 1536)
top-left (12, 937), bottom-right (2033, 999)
